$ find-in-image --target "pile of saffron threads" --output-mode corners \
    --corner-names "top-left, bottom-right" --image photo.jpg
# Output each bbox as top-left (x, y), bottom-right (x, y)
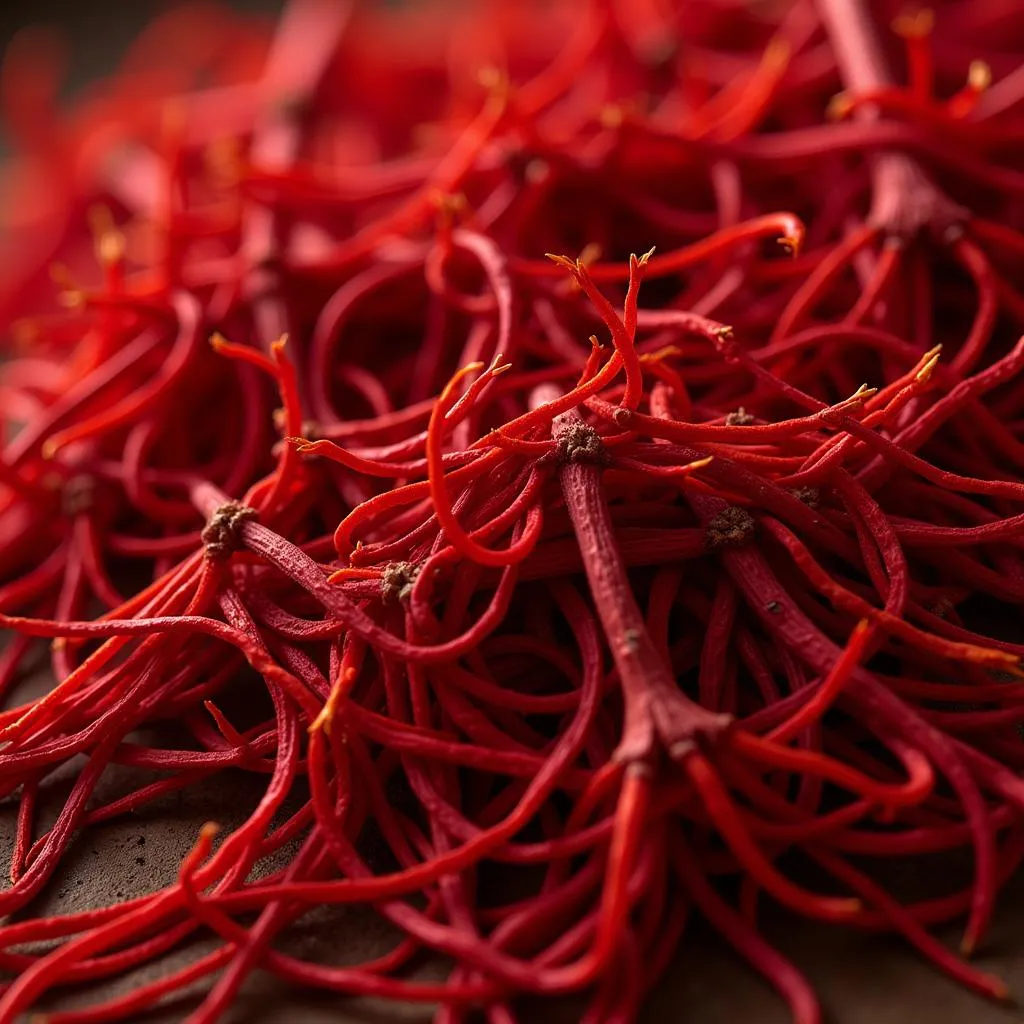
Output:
top-left (1, 0), bottom-right (1024, 1021)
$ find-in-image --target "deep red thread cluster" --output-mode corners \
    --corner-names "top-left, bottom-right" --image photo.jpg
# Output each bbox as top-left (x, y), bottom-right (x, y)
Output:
top-left (1, 1), bottom-right (1024, 1021)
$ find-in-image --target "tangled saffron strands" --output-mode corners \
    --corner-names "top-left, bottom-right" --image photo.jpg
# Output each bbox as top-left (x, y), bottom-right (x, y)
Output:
top-left (2, 0), bottom-right (1024, 1021)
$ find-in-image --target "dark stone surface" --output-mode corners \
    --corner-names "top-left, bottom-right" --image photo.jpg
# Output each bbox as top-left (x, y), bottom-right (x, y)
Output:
top-left (3, 650), bottom-right (1024, 1023)
top-left (4, 2), bottom-right (1024, 1021)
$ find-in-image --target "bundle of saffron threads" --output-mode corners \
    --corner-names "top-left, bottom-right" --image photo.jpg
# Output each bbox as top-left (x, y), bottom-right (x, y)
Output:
top-left (1, 0), bottom-right (1024, 1021)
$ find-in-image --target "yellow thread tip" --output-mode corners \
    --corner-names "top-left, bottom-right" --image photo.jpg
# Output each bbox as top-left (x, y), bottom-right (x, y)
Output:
top-left (916, 352), bottom-right (942, 381)
top-left (545, 252), bottom-right (576, 272)
top-left (630, 247), bottom-right (655, 272)
top-left (310, 704), bottom-right (333, 735)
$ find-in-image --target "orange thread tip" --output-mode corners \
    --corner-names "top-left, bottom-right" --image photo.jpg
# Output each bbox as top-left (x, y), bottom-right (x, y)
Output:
top-left (88, 204), bottom-right (124, 266)
top-left (826, 93), bottom-right (853, 121)
top-left (600, 103), bottom-right (624, 128)
top-left (11, 319), bottom-right (38, 348)
top-left (778, 234), bottom-right (802, 256)
top-left (440, 361), bottom-right (485, 401)
top-left (476, 65), bottom-right (509, 103)
top-left (204, 137), bottom-right (242, 185)
top-left (161, 100), bottom-right (187, 139)
top-left (639, 344), bottom-right (682, 365)
top-left (97, 232), bottom-right (125, 267)
top-left (892, 8), bottom-right (934, 38)
top-left (476, 65), bottom-right (504, 90)
top-left (433, 191), bottom-right (468, 215)
top-left (49, 262), bottom-right (73, 287)
top-left (968, 60), bottom-right (992, 92)
top-left (199, 821), bottom-right (220, 841)
top-left (916, 350), bottom-right (942, 381)
top-left (764, 38), bottom-right (791, 65)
